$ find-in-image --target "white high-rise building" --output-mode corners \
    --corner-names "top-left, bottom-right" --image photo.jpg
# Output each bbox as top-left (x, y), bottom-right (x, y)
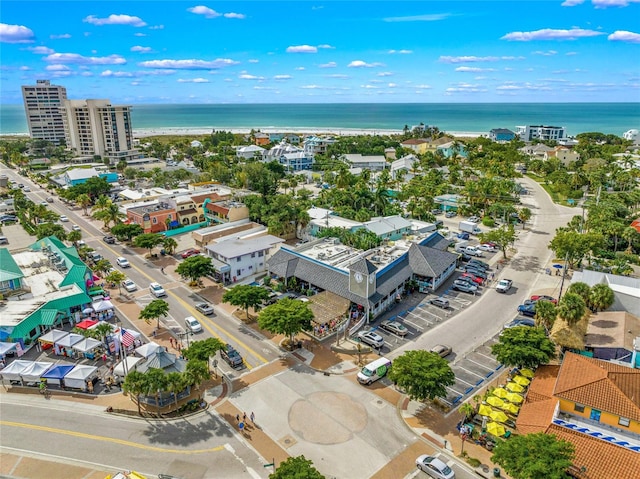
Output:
top-left (515, 125), bottom-right (566, 142)
top-left (62, 99), bottom-right (139, 163)
top-left (21, 80), bottom-right (68, 144)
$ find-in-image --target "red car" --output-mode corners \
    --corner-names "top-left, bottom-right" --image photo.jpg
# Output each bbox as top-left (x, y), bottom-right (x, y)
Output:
top-left (461, 272), bottom-right (484, 284)
top-left (530, 294), bottom-right (558, 305)
top-left (181, 248), bottom-right (200, 259)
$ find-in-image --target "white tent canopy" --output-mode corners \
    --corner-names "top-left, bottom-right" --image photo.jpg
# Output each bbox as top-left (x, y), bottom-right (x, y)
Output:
top-left (20, 361), bottom-right (53, 384)
top-left (55, 333), bottom-right (84, 348)
top-left (91, 300), bottom-right (114, 312)
top-left (113, 356), bottom-right (144, 380)
top-left (0, 360), bottom-right (32, 382)
top-left (134, 341), bottom-right (161, 358)
top-left (0, 342), bottom-right (18, 357)
top-left (39, 329), bottom-right (69, 344)
top-left (64, 365), bottom-right (98, 390)
top-left (71, 337), bottom-right (102, 353)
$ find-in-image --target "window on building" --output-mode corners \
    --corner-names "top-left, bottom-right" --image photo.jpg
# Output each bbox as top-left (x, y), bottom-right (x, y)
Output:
top-left (574, 403), bottom-right (585, 413)
top-left (619, 417), bottom-right (630, 427)
top-left (152, 217), bottom-right (157, 224)
top-left (251, 253), bottom-right (256, 258)
top-left (236, 269), bottom-right (241, 276)
top-left (258, 251), bottom-right (264, 257)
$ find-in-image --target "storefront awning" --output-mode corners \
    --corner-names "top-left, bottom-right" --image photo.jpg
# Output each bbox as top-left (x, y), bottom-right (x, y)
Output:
top-left (40, 309), bottom-right (59, 326)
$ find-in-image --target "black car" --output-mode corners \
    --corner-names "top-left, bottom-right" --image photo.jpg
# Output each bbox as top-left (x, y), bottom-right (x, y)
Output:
top-left (503, 317), bottom-right (536, 329)
top-left (463, 267), bottom-right (487, 279)
top-left (220, 344), bottom-right (244, 369)
top-left (103, 235), bottom-right (116, 244)
top-left (468, 259), bottom-right (490, 270)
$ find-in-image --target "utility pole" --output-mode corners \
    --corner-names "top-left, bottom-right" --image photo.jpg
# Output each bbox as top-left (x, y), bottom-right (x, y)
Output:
top-left (557, 252), bottom-right (569, 301)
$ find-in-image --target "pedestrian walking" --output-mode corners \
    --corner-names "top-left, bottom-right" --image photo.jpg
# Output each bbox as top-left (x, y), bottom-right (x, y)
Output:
top-left (243, 412), bottom-right (247, 423)
top-left (161, 267), bottom-right (165, 274)
top-left (239, 422), bottom-right (244, 432)
top-left (236, 413), bottom-right (240, 423)
top-left (250, 411), bottom-right (255, 423)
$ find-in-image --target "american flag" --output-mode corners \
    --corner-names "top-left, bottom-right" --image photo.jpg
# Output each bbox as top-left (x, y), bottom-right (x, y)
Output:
top-left (120, 328), bottom-right (136, 348)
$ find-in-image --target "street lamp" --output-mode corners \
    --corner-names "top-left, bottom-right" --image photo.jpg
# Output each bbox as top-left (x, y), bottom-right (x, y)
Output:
top-left (177, 331), bottom-right (193, 349)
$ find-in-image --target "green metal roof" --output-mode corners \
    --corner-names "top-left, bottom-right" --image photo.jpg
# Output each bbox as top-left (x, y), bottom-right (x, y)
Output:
top-left (40, 309), bottom-right (60, 326)
top-left (0, 248), bottom-right (24, 282)
top-left (59, 264), bottom-right (90, 289)
top-left (31, 236), bottom-right (92, 290)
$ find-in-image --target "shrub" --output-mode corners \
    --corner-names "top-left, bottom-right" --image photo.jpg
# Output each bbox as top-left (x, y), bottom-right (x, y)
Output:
top-left (482, 217), bottom-right (495, 227)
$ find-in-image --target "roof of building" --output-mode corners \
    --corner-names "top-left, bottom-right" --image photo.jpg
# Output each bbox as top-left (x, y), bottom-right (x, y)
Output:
top-left (343, 154), bottom-right (386, 164)
top-left (0, 248), bottom-right (24, 282)
top-left (364, 215), bottom-right (412, 236)
top-left (65, 167), bottom-right (99, 181)
top-left (525, 365), bottom-right (561, 403)
top-left (400, 138), bottom-right (429, 145)
top-left (128, 202), bottom-right (174, 216)
top-left (420, 233), bottom-right (450, 251)
top-left (205, 234), bottom-right (283, 259)
top-left (237, 145), bottom-right (265, 153)
top-left (407, 243), bottom-right (459, 278)
top-left (176, 208), bottom-right (198, 216)
top-left (490, 128), bottom-right (515, 134)
top-left (191, 191), bottom-right (226, 204)
top-left (391, 154), bottom-right (418, 171)
top-left (554, 352), bottom-right (640, 422)
top-left (585, 311), bottom-right (640, 351)
top-left (571, 269), bottom-right (640, 299)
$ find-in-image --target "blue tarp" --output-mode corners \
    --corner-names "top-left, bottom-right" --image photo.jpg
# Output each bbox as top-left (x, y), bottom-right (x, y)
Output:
top-left (41, 364), bottom-right (75, 380)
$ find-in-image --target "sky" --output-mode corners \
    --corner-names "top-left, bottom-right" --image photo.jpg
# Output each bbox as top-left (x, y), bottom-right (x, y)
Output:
top-left (1, 0), bottom-right (639, 104)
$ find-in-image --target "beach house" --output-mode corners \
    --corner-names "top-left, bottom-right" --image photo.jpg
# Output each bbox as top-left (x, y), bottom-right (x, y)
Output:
top-left (489, 128), bottom-right (516, 143)
top-left (516, 125), bottom-right (566, 142)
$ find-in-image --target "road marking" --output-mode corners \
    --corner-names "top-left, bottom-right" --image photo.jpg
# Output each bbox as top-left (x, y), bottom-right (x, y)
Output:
top-left (464, 357), bottom-right (496, 371)
top-left (0, 420), bottom-right (226, 454)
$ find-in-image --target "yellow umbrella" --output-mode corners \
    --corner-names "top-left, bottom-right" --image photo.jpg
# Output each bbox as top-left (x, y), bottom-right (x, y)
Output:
top-left (513, 375), bottom-right (531, 386)
top-left (506, 392), bottom-right (524, 404)
top-left (486, 396), bottom-right (504, 407)
top-left (520, 368), bottom-right (535, 378)
top-left (493, 387), bottom-right (509, 398)
top-left (500, 402), bottom-right (520, 415)
top-left (506, 382), bottom-right (525, 393)
top-left (479, 404), bottom-right (493, 417)
top-left (486, 421), bottom-right (506, 437)
top-left (490, 410), bottom-right (509, 423)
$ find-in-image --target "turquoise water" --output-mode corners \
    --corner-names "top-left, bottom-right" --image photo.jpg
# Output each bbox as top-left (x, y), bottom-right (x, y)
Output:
top-left (2, 103), bottom-right (638, 136)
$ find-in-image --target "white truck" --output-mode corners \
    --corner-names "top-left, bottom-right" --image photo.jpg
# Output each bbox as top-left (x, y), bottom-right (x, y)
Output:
top-left (454, 240), bottom-right (469, 252)
top-left (496, 279), bottom-right (513, 293)
top-left (459, 220), bottom-right (482, 235)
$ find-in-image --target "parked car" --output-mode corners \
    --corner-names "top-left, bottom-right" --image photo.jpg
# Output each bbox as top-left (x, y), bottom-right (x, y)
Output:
top-left (460, 273), bottom-right (483, 284)
top-left (0, 236), bottom-right (8, 245)
top-left (181, 248), bottom-right (200, 259)
top-left (103, 235), bottom-right (116, 244)
top-left (72, 224), bottom-right (81, 231)
top-left (468, 259), bottom-right (490, 270)
top-left (357, 330), bottom-right (385, 349)
top-left (462, 266), bottom-right (487, 278)
top-left (0, 215), bottom-right (18, 223)
top-left (185, 316), bottom-right (203, 333)
top-left (416, 455), bottom-right (455, 479)
top-left (478, 244), bottom-right (498, 252)
top-left (46, 197), bottom-right (54, 203)
top-left (116, 257), bottom-right (130, 268)
top-left (495, 279), bottom-right (513, 293)
top-left (379, 320), bottom-right (408, 337)
top-left (468, 216), bottom-right (480, 223)
top-left (149, 282), bottom-right (166, 297)
top-left (431, 209), bottom-right (443, 215)
top-left (456, 232), bottom-right (470, 240)
top-left (23, 186), bottom-right (31, 192)
top-left (463, 246), bottom-right (484, 257)
top-left (195, 302), bottom-right (214, 315)
top-left (357, 357), bottom-right (392, 385)
top-left (122, 279), bottom-right (137, 292)
top-left (429, 297), bottom-right (450, 309)
top-left (445, 211), bottom-right (456, 218)
top-left (430, 344), bottom-right (452, 358)
top-left (39, 200), bottom-right (49, 206)
top-left (503, 318), bottom-right (536, 330)
top-left (517, 303), bottom-right (536, 317)
top-left (530, 294), bottom-right (558, 305)
top-left (59, 215), bottom-right (69, 222)
top-left (220, 344), bottom-right (244, 368)
top-left (455, 276), bottom-right (477, 287)
top-left (453, 280), bottom-right (478, 293)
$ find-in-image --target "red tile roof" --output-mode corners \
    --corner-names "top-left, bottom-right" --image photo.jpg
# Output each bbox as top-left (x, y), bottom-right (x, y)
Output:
top-left (525, 365), bottom-right (560, 403)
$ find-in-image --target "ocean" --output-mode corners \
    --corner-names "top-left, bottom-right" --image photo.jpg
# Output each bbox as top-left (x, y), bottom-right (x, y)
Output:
top-left (1, 103), bottom-right (638, 137)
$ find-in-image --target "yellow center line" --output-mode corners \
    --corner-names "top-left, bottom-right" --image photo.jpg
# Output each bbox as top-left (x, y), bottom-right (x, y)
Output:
top-left (90, 230), bottom-right (267, 367)
top-left (0, 420), bottom-right (225, 454)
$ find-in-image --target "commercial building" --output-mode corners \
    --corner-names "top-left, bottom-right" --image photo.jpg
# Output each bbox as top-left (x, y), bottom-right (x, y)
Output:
top-left (62, 99), bottom-right (140, 163)
top-left (515, 125), bottom-right (566, 142)
top-left (21, 80), bottom-right (68, 145)
top-left (126, 202), bottom-right (176, 234)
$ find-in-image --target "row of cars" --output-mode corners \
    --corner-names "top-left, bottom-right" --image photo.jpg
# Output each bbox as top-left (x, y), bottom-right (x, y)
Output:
top-left (452, 258), bottom-right (490, 294)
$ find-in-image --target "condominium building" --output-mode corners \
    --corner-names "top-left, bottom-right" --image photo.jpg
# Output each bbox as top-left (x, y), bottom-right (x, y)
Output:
top-left (21, 80), bottom-right (68, 144)
top-left (62, 99), bottom-right (140, 163)
top-left (516, 125), bottom-right (567, 142)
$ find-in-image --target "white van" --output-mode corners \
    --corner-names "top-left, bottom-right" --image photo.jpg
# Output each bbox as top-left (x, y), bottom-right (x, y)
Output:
top-left (357, 357), bottom-right (392, 385)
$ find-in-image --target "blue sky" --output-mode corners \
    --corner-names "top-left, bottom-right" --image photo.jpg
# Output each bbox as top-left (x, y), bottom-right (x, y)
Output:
top-left (1, 1), bottom-right (639, 104)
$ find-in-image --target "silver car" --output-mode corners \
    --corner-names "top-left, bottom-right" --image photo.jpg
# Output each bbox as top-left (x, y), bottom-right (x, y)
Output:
top-left (357, 330), bottom-right (385, 349)
top-left (416, 455), bottom-right (455, 479)
top-left (379, 320), bottom-right (408, 337)
top-left (195, 302), bottom-right (214, 315)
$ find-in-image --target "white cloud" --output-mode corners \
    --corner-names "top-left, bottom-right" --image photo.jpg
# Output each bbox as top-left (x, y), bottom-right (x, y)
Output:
top-left (286, 45), bottom-right (318, 53)
top-left (384, 14), bottom-right (451, 22)
top-left (388, 49), bottom-right (413, 54)
top-left (415, 84), bottom-right (432, 89)
top-left (274, 74), bottom-right (292, 80)
top-left (377, 71), bottom-right (393, 77)
top-left (561, 0), bottom-right (585, 6)
top-left (83, 14), bottom-right (147, 27)
top-left (592, 0), bottom-right (640, 8)
top-left (295, 66), bottom-right (305, 71)
top-left (239, 73), bottom-right (264, 80)
top-left (502, 28), bottom-right (605, 41)
top-left (361, 84), bottom-right (378, 89)
top-left (0, 23), bottom-right (35, 43)
top-left (248, 59), bottom-right (259, 63)
top-left (318, 44), bottom-right (335, 49)
top-left (50, 33), bottom-right (71, 40)
top-left (101, 70), bottom-right (134, 77)
top-left (224, 13), bottom-right (246, 19)
top-left (326, 74), bottom-right (348, 78)
top-left (439, 55), bottom-right (498, 63)
top-left (45, 64), bottom-right (70, 71)
top-left (301, 84), bottom-right (320, 89)
top-left (81, 71), bottom-right (93, 77)
top-left (388, 83), bottom-right (397, 87)
top-left (566, 51), bottom-right (578, 55)
top-left (139, 58), bottom-right (239, 69)
top-left (134, 33), bottom-right (146, 37)
top-left (532, 50), bottom-right (558, 56)
top-left (455, 66), bottom-right (496, 72)
top-left (319, 61), bottom-right (337, 68)
top-left (177, 77), bottom-right (210, 83)
top-left (131, 45), bottom-right (152, 53)
top-left (187, 6), bottom-right (220, 18)
top-left (348, 60), bottom-right (383, 68)
top-left (29, 46), bottom-right (54, 54)
top-left (19, 66), bottom-right (30, 71)
top-left (446, 82), bottom-right (487, 93)
top-left (45, 52), bottom-right (126, 65)
top-left (608, 30), bottom-right (640, 43)
top-left (149, 25), bottom-right (164, 30)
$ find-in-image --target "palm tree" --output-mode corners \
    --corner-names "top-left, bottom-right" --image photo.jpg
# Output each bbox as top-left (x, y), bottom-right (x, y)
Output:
top-left (93, 322), bottom-right (114, 349)
top-left (459, 402), bottom-right (476, 422)
top-left (557, 292), bottom-right (587, 326)
top-left (622, 226), bottom-right (639, 254)
top-left (77, 193), bottom-right (92, 216)
top-left (162, 237), bottom-right (178, 255)
top-left (122, 371), bottom-right (148, 416)
top-left (67, 229), bottom-right (82, 247)
top-left (185, 360), bottom-right (210, 399)
top-left (566, 282), bottom-right (591, 305)
top-left (589, 284), bottom-right (615, 312)
top-left (93, 259), bottom-right (112, 277)
top-left (166, 372), bottom-right (187, 410)
top-left (144, 368), bottom-right (168, 410)
top-left (517, 207), bottom-right (531, 230)
top-left (534, 300), bottom-right (557, 334)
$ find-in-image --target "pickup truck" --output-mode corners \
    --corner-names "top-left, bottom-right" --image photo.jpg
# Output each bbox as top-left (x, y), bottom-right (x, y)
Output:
top-left (220, 344), bottom-right (244, 369)
top-left (495, 279), bottom-right (513, 293)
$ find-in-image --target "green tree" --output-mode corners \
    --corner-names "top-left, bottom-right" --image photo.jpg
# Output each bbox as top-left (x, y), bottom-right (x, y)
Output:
top-left (162, 237), bottom-right (178, 255)
top-left (257, 297), bottom-right (314, 346)
top-left (269, 455), bottom-right (325, 479)
top-left (144, 368), bottom-right (168, 408)
top-left (133, 233), bottom-right (164, 257)
top-left (165, 371), bottom-right (188, 409)
top-left (93, 202), bottom-right (125, 229)
top-left (589, 283), bottom-right (615, 312)
top-left (105, 269), bottom-right (126, 295)
top-left (566, 282), bottom-right (591, 304)
top-left (139, 299), bottom-right (170, 331)
top-left (175, 255), bottom-right (216, 285)
top-left (492, 432), bottom-right (575, 479)
top-left (534, 300), bottom-right (557, 334)
top-left (556, 292), bottom-right (586, 326)
top-left (182, 338), bottom-right (226, 371)
top-left (184, 359), bottom-right (210, 397)
top-left (491, 327), bottom-right (556, 369)
top-left (478, 225), bottom-right (518, 259)
top-left (222, 285), bottom-right (270, 319)
top-left (111, 223), bottom-right (143, 242)
top-left (517, 207), bottom-right (531, 230)
top-left (388, 350), bottom-right (455, 402)
top-left (67, 229), bottom-right (82, 246)
top-left (93, 259), bottom-right (112, 277)
top-left (549, 230), bottom-right (603, 269)
top-left (93, 322), bottom-right (114, 347)
top-left (76, 193), bottom-right (92, 216)
top-left (35, 223), bottom-right (67, 241)
top-left (121, 370), bottom-right (148, 416)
